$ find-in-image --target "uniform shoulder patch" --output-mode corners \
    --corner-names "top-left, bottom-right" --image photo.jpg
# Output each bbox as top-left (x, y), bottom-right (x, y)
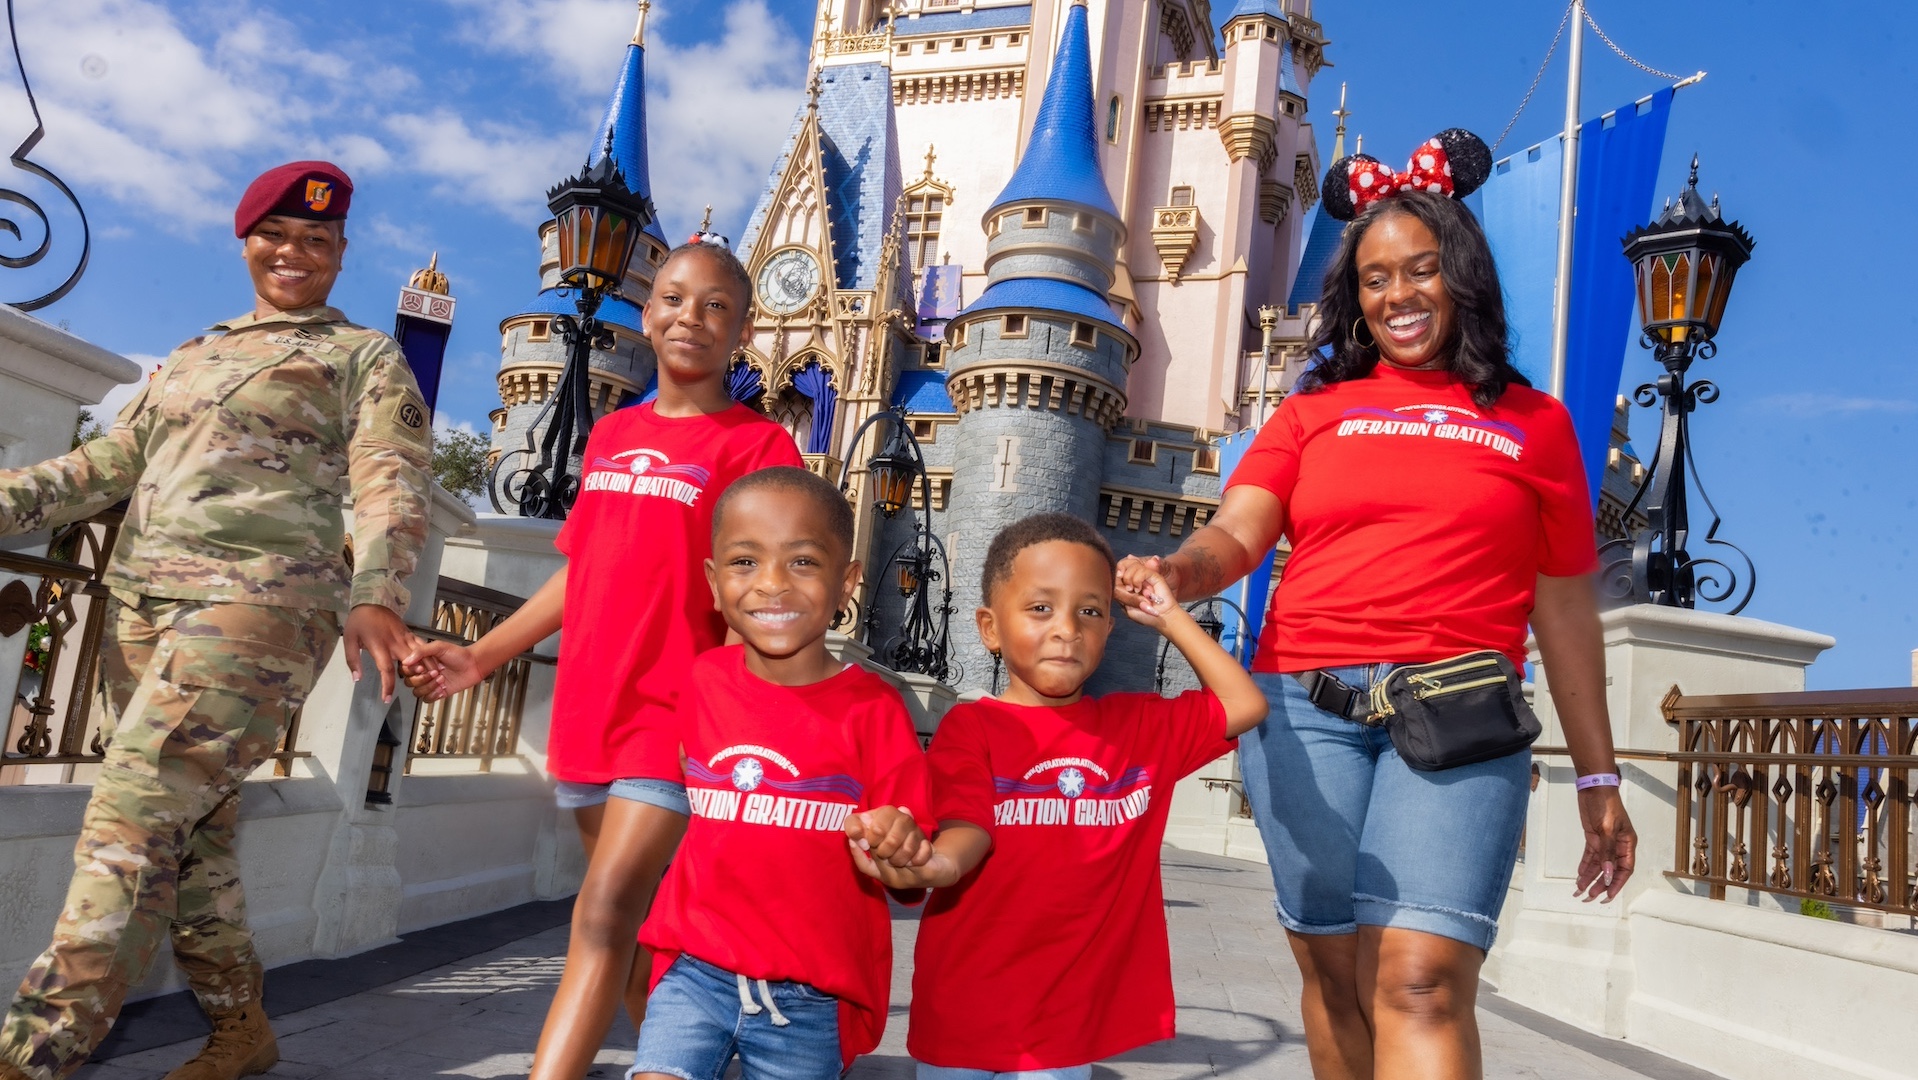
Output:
top-left (373, 382), bottom-right (432, 449)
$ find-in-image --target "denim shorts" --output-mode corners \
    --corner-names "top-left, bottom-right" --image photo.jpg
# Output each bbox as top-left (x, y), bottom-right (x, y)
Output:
top-left (1238, 667), bottom-right (1531, 951)
top-left (629, 955), bottom-right (841, 1080)
top-left (917, 1066), bottom-right (1092, 1080)
top-left (553, 777), bottom-right (690, 816)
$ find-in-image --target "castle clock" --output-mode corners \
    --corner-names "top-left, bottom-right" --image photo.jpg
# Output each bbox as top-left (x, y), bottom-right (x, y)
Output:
top-left (756, 247), bottom-right (822, 316)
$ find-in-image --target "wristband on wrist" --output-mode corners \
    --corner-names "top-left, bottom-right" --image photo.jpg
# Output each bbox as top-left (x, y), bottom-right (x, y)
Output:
top-left (1575, 772), bottom-right (1622, 791)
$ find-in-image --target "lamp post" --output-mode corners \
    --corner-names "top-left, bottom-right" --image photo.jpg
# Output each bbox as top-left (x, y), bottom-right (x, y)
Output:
top-left (1598, 157), bottom-right (1756, 612)
top-left (1154, 596), bottom-right (1255, 691)
top-left (492, 152), bottom-right (656, 519)
top-left (837, 406), bottom-right (951, 682)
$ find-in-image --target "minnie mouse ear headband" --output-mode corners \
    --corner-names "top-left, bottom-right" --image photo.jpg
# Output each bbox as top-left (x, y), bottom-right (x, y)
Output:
top-left (1319, 129), bottom-right (1493, 222)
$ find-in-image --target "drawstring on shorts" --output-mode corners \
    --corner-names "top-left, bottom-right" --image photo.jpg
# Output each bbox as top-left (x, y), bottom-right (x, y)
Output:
top-left (735, 972), bottom-right (791, 1027)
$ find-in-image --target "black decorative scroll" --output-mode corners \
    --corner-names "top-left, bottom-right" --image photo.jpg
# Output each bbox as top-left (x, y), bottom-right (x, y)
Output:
top-left (2, 0), bottom-right (90, 311)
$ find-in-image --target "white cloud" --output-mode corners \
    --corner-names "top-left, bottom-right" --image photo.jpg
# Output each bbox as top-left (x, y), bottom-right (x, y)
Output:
top-left (1753, 394), bottom-right (1918, 416)
top-left (435, 0), bottom-right (807, 235)
top-left (382, 110), bottom-right (580, 218)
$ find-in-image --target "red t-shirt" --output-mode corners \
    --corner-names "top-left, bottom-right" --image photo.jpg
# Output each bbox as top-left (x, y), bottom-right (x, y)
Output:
top-left (908, 690), bottom-right (1232, 1071)
top-left (640, 646), bottom-right (930, 1068)
top-left (546, 403), bottom-right (801, 782)
top-left (1226, 363), bottom-right (1597, 672)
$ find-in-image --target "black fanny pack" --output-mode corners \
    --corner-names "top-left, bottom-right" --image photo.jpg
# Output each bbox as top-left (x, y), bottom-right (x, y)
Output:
top-left (1292, 651), bottom-right (1541, 772)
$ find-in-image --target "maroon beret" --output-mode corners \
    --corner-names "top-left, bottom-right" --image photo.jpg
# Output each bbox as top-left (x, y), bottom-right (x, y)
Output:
top-left (234, 161), bottom-right (353, 238)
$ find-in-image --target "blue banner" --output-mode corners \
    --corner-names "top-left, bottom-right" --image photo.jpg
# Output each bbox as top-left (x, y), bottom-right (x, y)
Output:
top-left (1481, 88), bottom-right (1674, 502)
top-left (1215, 428), bottom-right (1270, 670)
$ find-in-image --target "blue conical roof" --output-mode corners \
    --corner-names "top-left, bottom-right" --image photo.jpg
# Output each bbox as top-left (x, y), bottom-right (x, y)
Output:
top-left (587, 42), bottom-right (667, 242)
top-left (1223, 0), bottom-right (1285, 21)
top-left (988, 1), bottom-right (1120, 220)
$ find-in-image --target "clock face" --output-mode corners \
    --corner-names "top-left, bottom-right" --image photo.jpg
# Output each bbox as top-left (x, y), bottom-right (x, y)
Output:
top-left (757, 248), bottom-right (822, 316)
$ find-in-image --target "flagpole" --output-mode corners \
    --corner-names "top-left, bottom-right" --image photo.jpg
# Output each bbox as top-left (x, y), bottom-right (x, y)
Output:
top-left (1548, 0), bottom-right (1585, 401)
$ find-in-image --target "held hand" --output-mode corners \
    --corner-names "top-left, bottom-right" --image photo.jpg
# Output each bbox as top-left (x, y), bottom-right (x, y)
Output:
top-left (344, 604), bottom-right (413, 703)
top-left (1115, 555), bottom-right (1178, 611)
top-left (1117, 568), bottom-right (1180, 630)
top-left (1573, 786), bottom-right (1637, 903)
top-left (849, 806), bottom-right (931, 868)
top-left (400, 639), bottom-right (484, 702)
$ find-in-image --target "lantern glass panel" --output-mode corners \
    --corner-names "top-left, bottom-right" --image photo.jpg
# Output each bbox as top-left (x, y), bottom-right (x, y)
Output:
top-left (898, 559), bottom-right (920, 597)
top-left (1705, 259), bottom-right (1736, 332)
top-left (1693, 254), bottom-right (1715, 333)
top-left (1649, 257), bottom-right (1672, 327)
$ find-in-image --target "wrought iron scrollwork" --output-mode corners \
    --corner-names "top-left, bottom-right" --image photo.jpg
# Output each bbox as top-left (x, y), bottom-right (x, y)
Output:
top-left (1597, 332), bottom-right (1754, 614)
top-left (1153, 595), bottom-right (1256, 692)
top-left (488, 290), bottom-right (615, 519)
top-left (838, 406), bottom-right (953, 684)
top-left (1, 0), bottom-right (90, 311)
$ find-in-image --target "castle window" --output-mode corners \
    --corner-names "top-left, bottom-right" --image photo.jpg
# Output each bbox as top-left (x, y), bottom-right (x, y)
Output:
top-left (1267, 24), bottom-right (1279, 39)
top-left (1023, 207), bottom-right (1047, 227)
top-left (1170, 186), bottom-right (1194, 206)
top-left (1193, 446), bottom-right (1220, 475)
top-left (1002, 314), bottom-right (1028, 338)
top-left (528, 319), bottom-right (551, 342)
top-left (1283, 100), bottom-right (1297, 116)
top-left (950, 322), bottom-right (968, 348)
top-left (1106, 95), bottom-right (1121, 142)
top-left (1070, 322), bottom-right (1096, 347)
top-left (926, 40), bottom-right (938, 53)
top-left (981, 35), bottom-right (994, 48)
top-left (923, 342), bottom-right (944, 368)
top-left (911, 419), bottom-right (937, 442)
top-left (1129, 439), bottom-right (1157, 465)
top-left (897, 41), bottom-right (910, 54)
top-left (1009, 32), bottom-right (1022, 45)
top-left (904, 192), bottom-right (944, 273)
top-left (987, 213), bottom-right (1003, 238)
top-left (952, 37), bottom-right (965, 50)
top-left (1073, 212), bottom-right (1094, 233)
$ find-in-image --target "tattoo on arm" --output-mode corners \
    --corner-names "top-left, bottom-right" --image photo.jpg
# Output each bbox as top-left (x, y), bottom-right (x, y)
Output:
top-left (1184, 541), bottom-right (1226, 597)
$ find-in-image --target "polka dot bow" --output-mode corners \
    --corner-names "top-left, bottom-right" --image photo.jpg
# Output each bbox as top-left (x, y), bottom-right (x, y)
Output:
top-left (1321, 128), bottom-right (1493, 222)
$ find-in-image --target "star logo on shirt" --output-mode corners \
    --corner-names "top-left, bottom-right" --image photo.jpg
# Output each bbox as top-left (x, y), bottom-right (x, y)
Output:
top-left (1057, 768), bottom-right (1087, 799)
top-left (1423, 409), bottom-right (1451, 425)
top-left (732, 757), bottom-right (765, 792)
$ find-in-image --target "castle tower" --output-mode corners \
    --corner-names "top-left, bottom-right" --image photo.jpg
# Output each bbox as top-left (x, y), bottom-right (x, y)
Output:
top-left (941, 0), bottom-right (1137, 691)
top-left (488, 1), bottom-right (672, 510)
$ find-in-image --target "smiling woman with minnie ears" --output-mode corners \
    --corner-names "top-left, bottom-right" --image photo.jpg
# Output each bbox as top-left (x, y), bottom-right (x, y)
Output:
top-left (1113, 129), bottom-right (1636, 1080)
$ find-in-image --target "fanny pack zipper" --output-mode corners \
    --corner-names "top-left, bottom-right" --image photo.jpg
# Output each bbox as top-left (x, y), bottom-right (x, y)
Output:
top-left (1411, 673), bottom-right (1507, 700)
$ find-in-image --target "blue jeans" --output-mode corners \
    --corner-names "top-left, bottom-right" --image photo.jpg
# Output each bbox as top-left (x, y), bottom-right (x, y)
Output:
top-left (553, 777), bottom-right (690, 816)
top-left (1239, 667), bottom-right (1531, 951)
top-left (629, 955), bottom-right (841, 1080)
top-left (917, 1067), bottom-right (1092, 1080)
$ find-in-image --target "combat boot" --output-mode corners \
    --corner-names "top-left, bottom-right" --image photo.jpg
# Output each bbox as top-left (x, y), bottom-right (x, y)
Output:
top-left (160, 1000), bottom-right (278, 1080)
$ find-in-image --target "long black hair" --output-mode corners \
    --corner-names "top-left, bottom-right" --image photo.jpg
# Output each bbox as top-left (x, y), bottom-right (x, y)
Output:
top-left (1299, 189), bottom-right (1529, 408)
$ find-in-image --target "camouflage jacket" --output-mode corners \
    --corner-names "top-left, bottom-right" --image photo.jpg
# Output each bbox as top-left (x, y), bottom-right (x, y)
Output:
top-left (0, 306), bottom-right (433, 615)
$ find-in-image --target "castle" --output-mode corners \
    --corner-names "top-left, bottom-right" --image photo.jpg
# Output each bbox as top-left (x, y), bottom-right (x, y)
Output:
top-left (485, 0), bottom-right (1639, 694)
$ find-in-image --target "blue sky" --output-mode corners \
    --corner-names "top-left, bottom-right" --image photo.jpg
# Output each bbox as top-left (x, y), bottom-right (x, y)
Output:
top-left (5, 0), bottom-right (1913, 689)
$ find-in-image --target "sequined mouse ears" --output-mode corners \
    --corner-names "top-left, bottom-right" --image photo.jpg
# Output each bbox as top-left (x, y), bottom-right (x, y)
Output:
top-left (1320, 129), bottom-right (1493, 222)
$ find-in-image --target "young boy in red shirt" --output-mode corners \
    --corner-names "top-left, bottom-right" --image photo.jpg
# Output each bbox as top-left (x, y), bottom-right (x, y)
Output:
top-left (401, 242), bottom-right (802, 1078)
top-left (632, 466), bottom-right (931, 1080)
top-left (850, 512), bottom-right (1267, 1080)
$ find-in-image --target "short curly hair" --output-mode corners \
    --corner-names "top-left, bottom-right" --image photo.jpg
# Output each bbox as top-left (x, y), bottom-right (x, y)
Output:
top-left (712, 466), bottom-right (855, 556)
top-left (980, 512), bottom-right (1116, 605)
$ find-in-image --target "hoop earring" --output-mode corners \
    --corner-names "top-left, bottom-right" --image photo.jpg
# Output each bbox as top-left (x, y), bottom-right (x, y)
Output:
top-left (1351, 317), bottom-right (1376, 350)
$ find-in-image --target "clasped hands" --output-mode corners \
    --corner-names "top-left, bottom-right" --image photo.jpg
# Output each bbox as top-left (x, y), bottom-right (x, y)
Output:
top-left (845, 807), bottom-right (942, 890)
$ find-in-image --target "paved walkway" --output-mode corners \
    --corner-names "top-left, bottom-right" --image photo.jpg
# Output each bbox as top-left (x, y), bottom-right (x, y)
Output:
top-left (73, 851), bottom-right (1720, 1080)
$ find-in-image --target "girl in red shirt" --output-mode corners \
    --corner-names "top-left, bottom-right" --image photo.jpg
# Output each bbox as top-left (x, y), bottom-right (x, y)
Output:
top-left (403, 242), bottom-right (801, 1080)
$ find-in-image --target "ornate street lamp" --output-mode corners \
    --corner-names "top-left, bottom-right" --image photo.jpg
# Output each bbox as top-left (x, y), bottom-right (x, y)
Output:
top-left (1598, 157), bottom-right (1756, 612)
top-left (492, 151), bottom-right (656, 519)
top-left (1155, 596), bottom-right (1255, 691)
top-left (837, 406), bottom-right (951, 682)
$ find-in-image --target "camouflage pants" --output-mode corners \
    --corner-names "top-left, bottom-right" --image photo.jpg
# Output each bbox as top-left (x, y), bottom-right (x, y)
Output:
top-left (0, 597), bottom-right (338, 1080)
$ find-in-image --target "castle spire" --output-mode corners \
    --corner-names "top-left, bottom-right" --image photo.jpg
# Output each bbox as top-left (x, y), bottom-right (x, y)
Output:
top-left (1331, 82), bottom-right (1350, 161)
top-left (587, 2), bottom-right (665, 239)
top-left (986, 0), bottom-right (1119, 220)
top-left (631, 0), bottom-right (649, 46)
